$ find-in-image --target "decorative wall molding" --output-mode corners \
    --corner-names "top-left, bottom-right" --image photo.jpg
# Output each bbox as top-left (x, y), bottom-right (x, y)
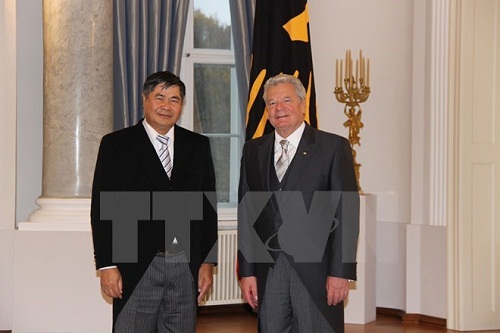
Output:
top-left (377, 307), bottom-right (447, 328)
top-left (18, 198), bottom-right (91, 231)
top-left (429, 0), bottom-right (450, 227)
top-left (447, 0), bottom-right (462, 329)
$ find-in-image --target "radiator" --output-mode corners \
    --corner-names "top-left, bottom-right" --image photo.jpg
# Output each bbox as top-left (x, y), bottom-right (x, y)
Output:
top-left (203, 229), bottom-right (244, 305)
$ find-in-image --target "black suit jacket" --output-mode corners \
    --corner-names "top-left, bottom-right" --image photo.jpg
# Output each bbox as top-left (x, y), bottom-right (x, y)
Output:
top-left (237, 124), bottom-right (359, 332)
top-left (90, 121), bottom-right (217, 321)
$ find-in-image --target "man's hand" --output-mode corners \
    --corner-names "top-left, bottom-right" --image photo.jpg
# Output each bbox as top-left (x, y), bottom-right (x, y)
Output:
top-left (326, 276), bottom-right (349, 306)
top-left (100, 268), bottom-right (123, 299)
top-left (197, 263), bottom-right (214, 303)
top-left (240, 276), bottom-right (258, 309)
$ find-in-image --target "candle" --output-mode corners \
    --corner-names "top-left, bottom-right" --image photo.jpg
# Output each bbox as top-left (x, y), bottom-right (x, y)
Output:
top-left (336, 59), bottom-right (339, 87)
top-left (345, 50), bottom-right (349, 83)
top-left (367, 58), bottom-right (370, 86)
top-left (361, 57), bottom-right (365, 82)
top-left (359, 50), bottom-right (363, 81)
top-left (349, 50), bottom-right (353, 87)
top-left (356, 59), bottom-right (359, 84)
top-left (340, 59), bottom-right (343, 86)
top-left (363, 58), bottom-right (366, 82)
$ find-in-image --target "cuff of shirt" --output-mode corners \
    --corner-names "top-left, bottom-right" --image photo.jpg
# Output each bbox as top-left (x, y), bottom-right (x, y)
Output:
top-left (99, 265), bottom-right (117, 270)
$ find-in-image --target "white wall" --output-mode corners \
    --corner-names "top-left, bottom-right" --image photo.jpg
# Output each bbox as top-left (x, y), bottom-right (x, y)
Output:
top-left (0, 232), bottom-right (15, 330)
top-left (310, 0), bottom-right (413, 219)
top-left (15, 0), bottom-right (43, 223)
top-left (309, 0), bottom-right (414, 311)
top-left (0, 0), bottom-right (17, 230)
top-left (12, 231), bottom-right (112, 333)
top-left (0, 0), bottom-right (17, 329)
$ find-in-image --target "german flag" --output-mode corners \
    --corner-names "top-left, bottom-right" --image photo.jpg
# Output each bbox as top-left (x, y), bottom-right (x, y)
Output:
top-left (246, 0), bottom-right (318, 141)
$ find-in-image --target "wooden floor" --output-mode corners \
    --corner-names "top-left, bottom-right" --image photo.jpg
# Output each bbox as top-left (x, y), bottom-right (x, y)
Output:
top-left (1, 306), bottom-right (498, 332)
top-left (196, 305), bottom-right (500, 333)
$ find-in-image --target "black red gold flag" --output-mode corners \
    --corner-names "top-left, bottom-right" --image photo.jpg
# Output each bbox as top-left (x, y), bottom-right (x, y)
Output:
top-left (245, 0), bottom-right (318, 141)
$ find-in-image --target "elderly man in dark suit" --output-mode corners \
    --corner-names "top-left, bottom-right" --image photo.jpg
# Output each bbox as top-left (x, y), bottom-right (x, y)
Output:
top-left (238, 74), bottom-right (359, 332)
top-left (91, 71), bottom-right (217, 333)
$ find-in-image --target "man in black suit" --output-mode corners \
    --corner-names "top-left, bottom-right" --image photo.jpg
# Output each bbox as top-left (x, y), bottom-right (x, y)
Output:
top-left (91, 71), bottom-right (217, 332)
top-left (237, 74), bottom-right (359, 332)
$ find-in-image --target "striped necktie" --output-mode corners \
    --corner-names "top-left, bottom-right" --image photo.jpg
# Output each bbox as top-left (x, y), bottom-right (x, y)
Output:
top-left (275, 139), bottom-right (290, 182)
top-left (156, 135), bottom-right (172, 178)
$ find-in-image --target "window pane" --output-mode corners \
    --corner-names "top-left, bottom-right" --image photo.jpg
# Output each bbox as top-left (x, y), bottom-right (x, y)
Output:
top-left (208, 137), bottom-right (230, 203)
top-left (193, 0), bottom-right (231, 49)
top-left (193, 64), bottom-right (233, 134)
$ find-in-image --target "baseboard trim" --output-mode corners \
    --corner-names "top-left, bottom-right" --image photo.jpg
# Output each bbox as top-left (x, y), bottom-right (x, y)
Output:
top-left (376, 307), bottom-right (446, 328)
top-left (377, 307), bottom-right (406, 320)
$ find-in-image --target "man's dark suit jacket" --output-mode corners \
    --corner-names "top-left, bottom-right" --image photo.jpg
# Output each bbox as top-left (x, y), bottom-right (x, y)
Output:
top-left (237, 123), bottom-right (359, 332)
top-left (90, 120), bottom-right (217, 322)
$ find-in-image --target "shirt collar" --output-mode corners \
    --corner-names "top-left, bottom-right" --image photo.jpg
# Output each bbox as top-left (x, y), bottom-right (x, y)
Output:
top-left (142, 119), bottom-right (175, 146)
top-left (274, 122), bottom-right (305, 148)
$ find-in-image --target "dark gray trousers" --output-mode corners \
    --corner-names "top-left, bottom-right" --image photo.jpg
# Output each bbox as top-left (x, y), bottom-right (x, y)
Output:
top-left (259, 254), bottom-right (333, 332)
top-left (115, 252), bottom-right (196, 333)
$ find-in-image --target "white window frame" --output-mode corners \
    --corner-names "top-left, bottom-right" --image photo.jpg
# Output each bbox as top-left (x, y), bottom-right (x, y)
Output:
top-left (180, 0), bottom-right (242, 221)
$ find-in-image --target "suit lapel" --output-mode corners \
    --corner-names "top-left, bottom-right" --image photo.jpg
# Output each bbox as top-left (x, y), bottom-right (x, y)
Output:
top-left (257, 134), bottom-right (274, 191)
top-left (282, 124), bottom-right (317, 191)
top-left (170, 125), bottom-right (192, 188)
top-left (125, 121), bottom-right (170, 190)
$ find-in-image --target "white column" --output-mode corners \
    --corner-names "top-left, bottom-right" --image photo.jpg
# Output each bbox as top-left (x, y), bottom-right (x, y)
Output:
top-left (428, 0), bottom-right (450, 227)
top-left (19, 0), bottom-right (113, 231)
top-left (407, 0), bottom-right (449, 320)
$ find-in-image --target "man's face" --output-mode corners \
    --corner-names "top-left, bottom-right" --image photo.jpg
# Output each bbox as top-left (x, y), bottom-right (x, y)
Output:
top-left (265, 82), bottom-right (305, 138)
top-left (143, 83), bottom-right (183, 134)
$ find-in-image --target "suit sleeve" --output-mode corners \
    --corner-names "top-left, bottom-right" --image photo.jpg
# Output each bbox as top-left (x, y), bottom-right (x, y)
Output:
top-left (327, 137), bottom-right (360, 280)
top-left (236, 144), bottom-right (257, 277)
top-left (90, 135), bottom-right (118, 269)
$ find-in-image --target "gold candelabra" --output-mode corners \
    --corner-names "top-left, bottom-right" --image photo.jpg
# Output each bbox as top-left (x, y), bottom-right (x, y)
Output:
top-left (334, 49), bottom-right (371, 192)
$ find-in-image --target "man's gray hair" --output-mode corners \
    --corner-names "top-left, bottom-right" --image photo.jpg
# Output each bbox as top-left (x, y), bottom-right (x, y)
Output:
top-left (263, 74), bottom-right (307, 103)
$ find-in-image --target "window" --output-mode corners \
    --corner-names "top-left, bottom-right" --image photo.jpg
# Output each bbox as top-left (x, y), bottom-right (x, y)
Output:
top-left (181, 0), bottom-right (244, 210)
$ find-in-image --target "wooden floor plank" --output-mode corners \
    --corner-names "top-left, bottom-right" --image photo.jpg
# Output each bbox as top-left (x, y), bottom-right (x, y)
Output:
top-left (196, 305), bottom-right (500, 333)
top-left (1, 306), bottom-right (498, 332)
